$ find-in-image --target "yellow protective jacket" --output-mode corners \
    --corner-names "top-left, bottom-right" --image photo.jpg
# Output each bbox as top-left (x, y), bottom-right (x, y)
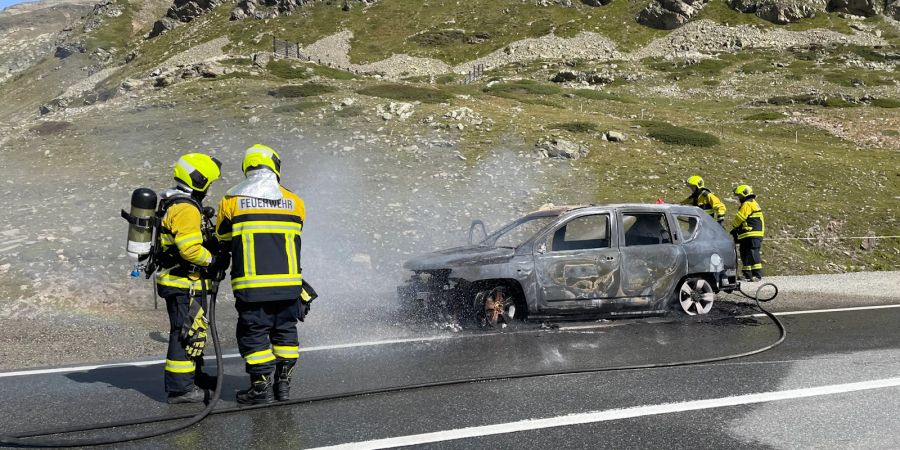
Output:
top-left (732, 198), bottom-right (764, 240)
top-left (215, 186), bottom-right (306, 302)
top-left (155, 195), bottom-right (213, 292)
top-left (681, 188), bottom-right (726, 220)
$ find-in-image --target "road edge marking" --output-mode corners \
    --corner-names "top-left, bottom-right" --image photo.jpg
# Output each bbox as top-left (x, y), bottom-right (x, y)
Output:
top-left (310, 376), bottom-right (900, 450)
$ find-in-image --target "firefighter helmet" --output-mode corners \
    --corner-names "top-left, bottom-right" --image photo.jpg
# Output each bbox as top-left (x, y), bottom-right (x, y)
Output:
top-left (242, 144), bottom-right (282, 177)
top-left (686, 175), bottom-right (704, 189)
top-left (173, 153), bottom-right (221, 193)
top-left (734, 184), bottom-right (754, 198)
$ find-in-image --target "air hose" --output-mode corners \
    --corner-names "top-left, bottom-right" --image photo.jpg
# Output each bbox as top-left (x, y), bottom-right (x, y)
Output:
top-left (2, 283), bottom-right (782, 447)
top-left (0, 283), bottom-right (225, 448)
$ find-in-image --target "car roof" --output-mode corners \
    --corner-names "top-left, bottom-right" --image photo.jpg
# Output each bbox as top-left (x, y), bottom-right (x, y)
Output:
top-left (529, 203), bottom-right (699, 216)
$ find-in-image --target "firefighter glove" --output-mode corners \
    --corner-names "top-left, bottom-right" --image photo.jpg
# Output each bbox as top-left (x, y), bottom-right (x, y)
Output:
top-left (298, 300), bottom-right (310, 322)
top-left (181, 299), bottom-right (208, 357)
top-left (204, 254), bottom-right (230, 281)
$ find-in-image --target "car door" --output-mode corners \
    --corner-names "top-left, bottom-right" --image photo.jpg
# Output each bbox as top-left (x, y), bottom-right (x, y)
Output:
top-left (533, 212), bottom-right (620, 307)
top-left (617, 210), bottom-right (687, 308)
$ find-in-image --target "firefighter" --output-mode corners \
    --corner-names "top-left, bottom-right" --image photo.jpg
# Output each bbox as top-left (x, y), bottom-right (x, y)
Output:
top-left (681, 175), bottom-right (726, 224)
top-left (215, 144), bottom-right (312, 404)
top-left (731, 184), bottom-right (765, 281)
top-left (157, 153), bottom-right (223, 404)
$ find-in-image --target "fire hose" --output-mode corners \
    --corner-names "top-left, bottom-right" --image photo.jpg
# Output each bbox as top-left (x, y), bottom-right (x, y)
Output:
top-left (1, 282), bottom-right (782, 447)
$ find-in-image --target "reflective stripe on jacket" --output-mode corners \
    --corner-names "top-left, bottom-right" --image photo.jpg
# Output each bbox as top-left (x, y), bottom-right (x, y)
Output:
top-left (732, 198), bottom-right (764, 240)
top-left (216, 186), bottom-right (306, 302)
top-left (156, 201), bottom-right (212, 290)
top-left (681, 188), bottom-right (726, 219)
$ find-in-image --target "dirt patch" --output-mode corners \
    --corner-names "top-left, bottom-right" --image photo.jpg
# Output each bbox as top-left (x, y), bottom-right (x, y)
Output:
top-left (30, 121), bottom-right (72, 135)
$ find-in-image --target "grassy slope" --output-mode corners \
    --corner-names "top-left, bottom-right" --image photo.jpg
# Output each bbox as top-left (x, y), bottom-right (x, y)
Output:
top-left (10, 0), bottom-right (898, 274)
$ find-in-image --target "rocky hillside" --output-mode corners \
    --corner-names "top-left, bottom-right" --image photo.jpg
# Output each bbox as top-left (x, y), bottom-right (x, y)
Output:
top-left (0, 0), bottom-right (897, 327)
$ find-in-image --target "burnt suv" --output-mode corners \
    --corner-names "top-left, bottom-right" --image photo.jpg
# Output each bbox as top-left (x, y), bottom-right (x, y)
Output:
top-left (398, 204), bottom-right (738, 326)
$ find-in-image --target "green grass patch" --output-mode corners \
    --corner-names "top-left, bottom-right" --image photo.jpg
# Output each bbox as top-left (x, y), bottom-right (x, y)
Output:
top-left (267, 60), bottom-right (312, 80)
top-left (824, 70), bottom-right (896, 88)
top-left (273, 101), bottom-right (327, 113)
top-left (484, 79), bottom-right (560, 96)
top-left (871, 98), bottom-right (900, 108)
top-left (743, 112), bottom-right (785, 121)
top-left (739, 61), bottom-right (776, 74)
top-left (571, 89), bottom-right (634, 103)
top-left (357, 84), bottom-right (452, 103)
top-left (881, 129), bottom-right (899, 137)
top-left (637, 121), bottom-right (720, 147)
top-left (335, 105), bottom-right (365, 117)
top-left (549, 121), bottom-right (598, 133)
top-left (221, 57), bottom-right (253, 67)
top-left (645, 57), bottom-right (734, 77)
top-left (410, 29), bottom-right (467, 46)
top-left (822, 97), bottom-right (855, 108)
top-left (268, 83), bottom-right (335, 98)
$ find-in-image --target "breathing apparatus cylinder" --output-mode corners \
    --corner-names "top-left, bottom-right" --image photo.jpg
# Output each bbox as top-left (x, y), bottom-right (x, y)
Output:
top-left (123, 188), bottom-right (158, 260)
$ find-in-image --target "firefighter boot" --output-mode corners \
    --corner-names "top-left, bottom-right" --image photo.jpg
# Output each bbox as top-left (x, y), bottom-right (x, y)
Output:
top-left (274, 360), bottom-right (296, 402)
top-left (167, 385), bottom-right (207, 404)
top-left (236, 373), bottom-right (275, 405)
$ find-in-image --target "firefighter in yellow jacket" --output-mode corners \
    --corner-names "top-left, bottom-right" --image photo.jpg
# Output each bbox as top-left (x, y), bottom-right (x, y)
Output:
top-left (731, 184), bottom-right (765, 281)
top-left (681, 175), bottom-right (726, 224)
top-left (157, 153), bottom-right (223, 403)
top-left (215, 144), bottom-right (312, 404)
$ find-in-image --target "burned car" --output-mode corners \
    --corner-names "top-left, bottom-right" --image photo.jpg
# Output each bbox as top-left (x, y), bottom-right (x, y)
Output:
top-left (399, 204), bottom-right (738, 326)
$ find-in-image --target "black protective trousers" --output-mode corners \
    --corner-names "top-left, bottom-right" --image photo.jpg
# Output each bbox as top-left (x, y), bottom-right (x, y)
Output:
top-left (162, 289), bottom-right (207, 394)
top-left (738, 237), bottom-right (763, 279)
top-left (236, 299), bottom-right (300, 375)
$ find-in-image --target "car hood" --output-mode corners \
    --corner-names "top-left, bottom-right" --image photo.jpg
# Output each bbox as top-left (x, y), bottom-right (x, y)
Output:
top-left (403, 245), bottom-right (517, 271)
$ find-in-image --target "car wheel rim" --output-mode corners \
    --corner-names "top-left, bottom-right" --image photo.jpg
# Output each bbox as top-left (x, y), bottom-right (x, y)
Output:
top-left (480, 288), bottom-right (514, 327)
top-left (679, 278), bottom-right (714, 315)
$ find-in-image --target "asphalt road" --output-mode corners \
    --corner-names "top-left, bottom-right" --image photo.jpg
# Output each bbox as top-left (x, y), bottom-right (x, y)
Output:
top-left (2, 298), bottom-right (900, 449)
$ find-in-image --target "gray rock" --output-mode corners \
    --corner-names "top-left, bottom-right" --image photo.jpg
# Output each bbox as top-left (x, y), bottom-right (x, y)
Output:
top-left (551, 70), bottom-right (581, 82)
top-left (827, 0), bottom-right (882, 15)
top-left (54, 43), bottom-right (84, 59)
top-left (167, 0), bottom-right (225, 22)
top-left (197, 62), bottom-right (225, 78)
top-left (536, 137), bottom-right (590, 160)
top-left (729, 0), bottom-right (826, 24)
top-left (148, 17), bottom-right (179, 38)
top-left (637, 0), bottom-right (709, 30)
top-left (582, 0), bottom-right (613, 5)
top-left (125, 50), bottom-right (139, 63)
top-left (605, 131), bottom-right (626, 142)
top-left (888, 0), bottom-right (900, 19)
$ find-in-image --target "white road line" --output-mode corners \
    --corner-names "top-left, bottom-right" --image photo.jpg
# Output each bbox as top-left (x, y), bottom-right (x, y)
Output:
top-left (1, 303), bottom-right (898, 378)
top-left (738, 303), bottom-right (900, 318)
top-left (310, 376), bottom-right (900, 450)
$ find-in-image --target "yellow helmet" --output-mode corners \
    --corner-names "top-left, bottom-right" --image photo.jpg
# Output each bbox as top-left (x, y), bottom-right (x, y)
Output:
top-left (686, 175), bottom-right (704, 189)
top-left (173, 153), bottom-right (221, 193)
top-left (734, 184), bottom-right (754, 198)
top-left (242, 144), bottom-right (282, 177)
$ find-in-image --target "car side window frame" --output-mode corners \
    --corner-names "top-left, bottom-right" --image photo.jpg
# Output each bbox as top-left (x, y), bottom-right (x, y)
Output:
top-left (619, 210), bottom-right (675, 247)
top-left (536, 211), bottom-right (615, 254)
top-left (674, 213), bottom-right (702, 243)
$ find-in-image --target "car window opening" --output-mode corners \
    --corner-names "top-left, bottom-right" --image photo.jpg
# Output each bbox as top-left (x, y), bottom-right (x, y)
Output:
top-left (551, 214), bottom-right (610, 252)
top-left (623, 213), bottom-right (672, 246)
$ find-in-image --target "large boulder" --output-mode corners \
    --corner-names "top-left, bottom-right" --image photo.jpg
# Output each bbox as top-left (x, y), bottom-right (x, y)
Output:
top-left (536, 137), bottom-right (590, 160)
top-left (827, 0), bottom-right (882, 15)
top-left (582, 0), bottom-right (613, 5)
top-left (729, 0), bottom-right (826, 24)
top-left (148, 17), bottom-right (179, 38)
top-left (885, 0), bottom-right (899, 16)
top-left (637, 0), bottom-right (710, 30)
top-left (166, 0), bottom-right (225, 22)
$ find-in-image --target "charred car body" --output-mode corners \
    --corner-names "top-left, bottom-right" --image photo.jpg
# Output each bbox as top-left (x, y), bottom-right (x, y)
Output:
top-left (399, 204), bottom-right (738, 325)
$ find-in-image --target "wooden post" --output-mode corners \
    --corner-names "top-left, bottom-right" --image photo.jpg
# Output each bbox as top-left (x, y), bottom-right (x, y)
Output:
top-left (272, 35), bottom-right (276, 57)
top-left (296, 43), bottom-right (300, 59)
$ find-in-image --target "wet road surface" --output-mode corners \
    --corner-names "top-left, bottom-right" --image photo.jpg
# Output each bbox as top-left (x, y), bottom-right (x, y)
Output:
top-left (2, 302), bottom-right (900, 449)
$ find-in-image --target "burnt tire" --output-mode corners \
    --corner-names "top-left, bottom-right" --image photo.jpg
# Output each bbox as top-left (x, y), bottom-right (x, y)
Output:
top-left (676, 277), bottom-right (715, 315)
top-left (473, 286), bottom-right (519, 328)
